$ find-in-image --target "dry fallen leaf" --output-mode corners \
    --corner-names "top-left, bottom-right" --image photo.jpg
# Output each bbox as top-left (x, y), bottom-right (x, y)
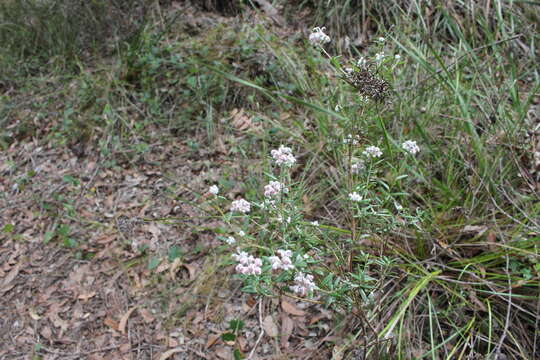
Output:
top-left (280, 314), bottom-right (294, 349)
top-left (78, 291), bottom-right (96, 301)
top-left (461, 225), bottom-right (488, 236)
top-left (263, 315), bottom-right (278, 337)
top-left (205, 334), bottom-right (221, 349)
top-left (159, 347), bottom-right (185, 360)
top-left (214, 346), bottom-right (232, 360)
top-left (104, 317), bottom-right (119, 332)
top-left (119, 306), bottom-right (138, 334)
top-left (138, 308), bottom-right (155, 323)
top-left (229, 108), bottom-right (261, 133)
top-left (0, 263), bottom-right (20, 295)
top-left (281, 300), bottom-right (305, 316)
top-left (29, 308), bottom-right (42, 320)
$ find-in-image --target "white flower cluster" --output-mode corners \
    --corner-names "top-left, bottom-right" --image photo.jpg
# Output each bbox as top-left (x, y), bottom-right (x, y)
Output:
top-left (308, 27), bottom-right (331, 46)
top-left (268, 249), bottom-right (294, 271)
top-left (356, 57), bottom-right (368, 68)
top-left (208, 185), bottom-right (219, 195)
top-left (374, 52), bottom-right (385, 63)
top-left (271, 145), bottom-right (296, 167)
top-left (349, 192), bottom-right (362, 202)
top-left (291, 272), bottom-right (316, 297)
top-left (351, 160), bottom-right (365, 174)
top-left (363, 146), bottom-right (383, 158)
top-left (343, 134), bottom-right (360, 145)
top-left (230, 198), bottom-right (251, 213)
top-left (225, 236), bottom-right (236, 245)
top-left (233, 250), bottom-right (262, 275)
top-left (402, 140), bottom-right (420, 155)
top-left (264, 181), bottom-right (288, 198)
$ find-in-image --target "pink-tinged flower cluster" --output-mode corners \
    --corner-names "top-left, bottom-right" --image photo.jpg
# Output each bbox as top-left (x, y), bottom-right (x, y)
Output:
top-left (233, 250), bottom-right (262, 275)
top-left (270, 146), bottom-right (296, 167)
top-left (264, 181), bottom-right (288, 198)
top-left (268, 249), bottom-right (295, 271)
top-left (308, 27), bottom-right (331, 46)
top-left (291, 272), bottom-right (316, 297)
top-left (363, 146), bottom-right (382, 158)
top-left (230, 198), bottom-right (251, 213)
top-left (402, 140), bottom-right (420, 155)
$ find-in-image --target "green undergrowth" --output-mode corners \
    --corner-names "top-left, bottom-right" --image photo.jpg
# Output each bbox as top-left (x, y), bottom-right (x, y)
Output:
top-left (1, 0), bottom-right (539, 359)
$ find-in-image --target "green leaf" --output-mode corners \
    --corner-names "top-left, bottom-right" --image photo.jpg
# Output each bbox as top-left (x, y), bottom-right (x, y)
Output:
top-left (63, 238), bottom-right (78, 248)
top-left (167, 246), bottom-right (183, 262)
top-left (379, 270), bottom-right (441, 339)
top-left (221, 332), bottom-right (236, 342)
top-left (43, 231), bottom-right (55, 244)
top-left (233, 348), bottom-right (244, 360)
top-left (3, 223), bottom-right (14, 233)
top-left (62, 175), bottom-right (80, 186)
top-left (229, 319), bottom-right (245, 332)
top-left (148, 256), bottom-right (161, 270)
top-left (57, 224), bottom-right (70, 238)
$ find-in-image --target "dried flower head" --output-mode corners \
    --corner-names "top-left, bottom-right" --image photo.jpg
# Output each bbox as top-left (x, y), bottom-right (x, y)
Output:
top-left (309, 27), bottom-right (331, 46)
top-left (343, 68), bottom-right (390, 103)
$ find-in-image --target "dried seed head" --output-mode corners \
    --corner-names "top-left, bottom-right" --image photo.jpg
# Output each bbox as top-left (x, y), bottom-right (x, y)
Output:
top-left (343, 68), bottom-right (390, 103)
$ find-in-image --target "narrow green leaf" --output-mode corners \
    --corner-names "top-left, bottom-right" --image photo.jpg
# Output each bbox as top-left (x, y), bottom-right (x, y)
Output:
top-left (221, 332), bottom-right (236, 341)
top-left (379, 270), bottom-right (441, 339)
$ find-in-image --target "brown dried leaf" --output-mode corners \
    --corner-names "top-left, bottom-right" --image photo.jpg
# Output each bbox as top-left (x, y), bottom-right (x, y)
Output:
top-left (78, 291), bottom-right (96, 301)
top-left (1, 263), bottom-right (20, 293)
top-left (487, 231), bottom-right (498, 251)
top-left (280, 314), bottom-right (294, 349)
top-left (40, 326), bottom-right (53, 341)
top-left (206, 334), bottom-right (221, 349)
top-left (229, 108), bottom-right (261, 133)
top-left (461, 225), bottom-right (488, 236)
top-left (119, 306), bottom-right (137, 334)
top-left (104, 317), bottom-right (119, 331)
top-left (28, 308), bottom-right (41, 320)
top-left (263, 315), bottom-right (278, 337)
top-left (138, 308), bottom-right (155, 323)
top-left (281, 300), bottom-right (305, 316)
top-left (214, 346), bottom-right (232, 360)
